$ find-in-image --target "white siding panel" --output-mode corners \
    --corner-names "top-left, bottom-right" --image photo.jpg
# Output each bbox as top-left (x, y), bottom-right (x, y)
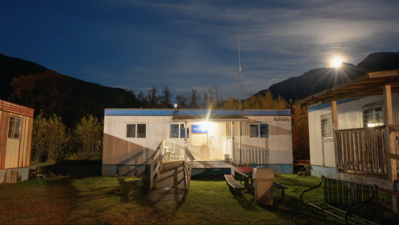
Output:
top-left (104, 114), bottom-right (293, 166)
top-left (309, 95), bottom-right (395, 169)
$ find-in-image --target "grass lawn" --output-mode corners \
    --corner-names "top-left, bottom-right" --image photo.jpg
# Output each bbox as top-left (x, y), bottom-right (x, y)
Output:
top-left (0, 173), bottom-right (347, 224)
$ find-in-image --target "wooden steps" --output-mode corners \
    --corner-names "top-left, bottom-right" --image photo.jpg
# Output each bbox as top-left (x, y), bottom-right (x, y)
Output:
top-left (149, 160), bottom-right (186, 203)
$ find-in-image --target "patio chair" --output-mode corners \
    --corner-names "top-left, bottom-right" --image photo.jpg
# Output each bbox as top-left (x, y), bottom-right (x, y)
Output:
top-left (297, 165), bottom-right (311, 177)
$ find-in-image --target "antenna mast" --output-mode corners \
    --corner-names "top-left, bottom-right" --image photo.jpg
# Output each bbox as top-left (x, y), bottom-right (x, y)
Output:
top-left (237, 33), bottom-right (242, 116)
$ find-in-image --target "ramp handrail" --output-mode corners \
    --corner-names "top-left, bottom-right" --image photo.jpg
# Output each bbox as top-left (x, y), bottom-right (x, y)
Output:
top-left (184, 147), bottom-right (195, 190)
top-left (301, 175), bottom-right (379, 224)
top-left (150, 140), bottom-right (165, 189)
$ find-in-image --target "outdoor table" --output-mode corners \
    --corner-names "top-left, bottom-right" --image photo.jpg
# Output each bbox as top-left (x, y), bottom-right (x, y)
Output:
top-left (234, 167), bottom-right (254, 189)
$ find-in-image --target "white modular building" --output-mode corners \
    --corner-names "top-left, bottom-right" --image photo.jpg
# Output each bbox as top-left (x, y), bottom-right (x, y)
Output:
top-left (102, 109), bottom-right (293, 176)
top-left (307, 94), bottom-right (399, 178)
top-left (300, 70), bottom-right (399, 212)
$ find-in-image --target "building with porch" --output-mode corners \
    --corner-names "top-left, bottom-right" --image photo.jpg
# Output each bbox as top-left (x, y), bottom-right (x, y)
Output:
top-left (300, 70), bottom-right (399, 212)
top-left (0, 100), bottom-right (34, 184)
top-left (102, 109), bottom-right (293, 176)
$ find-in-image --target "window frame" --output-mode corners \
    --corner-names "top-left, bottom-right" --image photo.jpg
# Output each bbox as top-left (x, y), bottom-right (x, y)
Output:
top-left (8, 116), bottom-right (22, 139)
top-left (320, 114), bottom-right (333, 139)
top-left (170, 123), bottom-right (187, 139)
top-left (249, 123), bottom-right (269, 138)
top-left (362, 105), bottom-right (384, 128)
top-left (126, 123), bottom-right (146, 138)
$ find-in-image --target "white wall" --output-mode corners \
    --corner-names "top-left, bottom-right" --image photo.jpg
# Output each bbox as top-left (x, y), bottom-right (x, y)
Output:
top-left (308, 94), bottom-right (399, 167)
top-left (104, 114), bottom-right (293, 165)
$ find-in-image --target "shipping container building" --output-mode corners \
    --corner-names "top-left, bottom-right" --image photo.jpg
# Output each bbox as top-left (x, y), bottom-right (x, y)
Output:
top-left (0, 100), bottom-right (34, 183)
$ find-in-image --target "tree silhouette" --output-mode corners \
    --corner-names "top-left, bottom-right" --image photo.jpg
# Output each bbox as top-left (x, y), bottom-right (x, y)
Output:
top-left (204, 86), bottom-right (223, 108)
top-left (147, 86), bottom-right (160, 108)
top-left (9, 70), bottom-right (72, 118)
top-left (137, 91), bottom-right (148, 108)
top-left (189, 89), bottom-right (201, 108)
top-left (160, 86), bottom-right (173, 108)
top-left (175, 92), bottom-right (190, 108)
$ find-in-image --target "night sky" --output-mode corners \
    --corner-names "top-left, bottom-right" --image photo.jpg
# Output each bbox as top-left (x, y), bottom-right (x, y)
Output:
top-left (1, 0), bottom-right (398, 99)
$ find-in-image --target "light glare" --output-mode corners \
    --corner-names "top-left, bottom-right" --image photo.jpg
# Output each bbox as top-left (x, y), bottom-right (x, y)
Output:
top-left (332, 57), bottom-right (342, 67)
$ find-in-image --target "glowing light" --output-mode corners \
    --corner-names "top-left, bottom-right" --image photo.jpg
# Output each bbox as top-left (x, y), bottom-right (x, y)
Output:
top-left (332, 57), bottom-right (342, 67)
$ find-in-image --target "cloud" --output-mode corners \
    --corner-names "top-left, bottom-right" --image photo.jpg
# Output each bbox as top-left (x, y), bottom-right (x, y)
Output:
top-left (2, 0), bottom-right (398, 100)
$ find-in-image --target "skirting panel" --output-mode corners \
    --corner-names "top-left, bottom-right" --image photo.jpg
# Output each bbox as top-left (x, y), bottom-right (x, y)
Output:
top-left (310, 165), bottom-right (337, 178)
top-left (0, 167), bottom-right (29, 184)
top-left (102, 165), bottom-right (148, 176)
top-left (102, 163), bottom-right (294, 177)
top-left (192, 168), bottom-right (231, 176)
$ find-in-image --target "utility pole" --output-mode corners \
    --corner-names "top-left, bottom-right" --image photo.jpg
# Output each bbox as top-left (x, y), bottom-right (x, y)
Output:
top-left (237, 33), bottom-right (242, 116)
top-left (237, 33), bottom-right (242, 166)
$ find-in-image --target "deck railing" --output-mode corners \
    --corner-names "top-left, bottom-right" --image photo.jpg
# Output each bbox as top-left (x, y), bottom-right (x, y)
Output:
top-left (150, 140), bottom-right (165, 189)
top-left (184, 147), bottom-right (195, 190)
top-left (335, 126), bottom-right (388, 176)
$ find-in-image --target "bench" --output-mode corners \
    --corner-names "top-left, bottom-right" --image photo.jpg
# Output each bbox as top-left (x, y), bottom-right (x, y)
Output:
top-left (273, 181), bottom-right (288, 200)
top-left (224, 174), bottom-right (244, 198)
top-left (300, 175), bottom-right (379, 224)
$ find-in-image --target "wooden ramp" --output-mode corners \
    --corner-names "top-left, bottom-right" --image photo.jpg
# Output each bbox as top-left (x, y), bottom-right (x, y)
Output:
top-left (148, 160), bottom-right (186, 203)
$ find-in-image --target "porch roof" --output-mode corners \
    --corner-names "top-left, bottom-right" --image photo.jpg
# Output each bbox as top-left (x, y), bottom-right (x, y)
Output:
top-left (299, 70), bottom-right (399, 105)
top-left (172, 115), bottom-right (249, 122)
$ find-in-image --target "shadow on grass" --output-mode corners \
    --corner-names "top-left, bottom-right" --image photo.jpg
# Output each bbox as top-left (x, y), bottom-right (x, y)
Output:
top-left (40, 177), bottom-right (80, 224)
top-left (43, 159), bottom-right (102, 179)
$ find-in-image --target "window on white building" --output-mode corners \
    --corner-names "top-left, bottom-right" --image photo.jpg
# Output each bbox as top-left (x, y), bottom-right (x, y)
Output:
top-left (126, 124), bottom-right (146, 138)
top-left (250, 124), bottom-right (269, 138)
top-left (321, 114), bottom-right (333, 138)
top-left (363, 106), bottom-right (384, 127)
top-left (170, 124), bottom-right (186, 138)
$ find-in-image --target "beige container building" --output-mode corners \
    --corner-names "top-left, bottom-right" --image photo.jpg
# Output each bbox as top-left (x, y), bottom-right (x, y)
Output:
top-left (0, 100), bottom-right (34, 183)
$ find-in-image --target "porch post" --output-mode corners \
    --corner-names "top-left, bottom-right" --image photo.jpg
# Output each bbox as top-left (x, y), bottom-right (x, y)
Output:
top-left (239, 121), bottom-right (242, 166)
top-left (383, 85), bottom-right (398, 212)
top-left (231, 121), bottom-right (235, 164)
top-left (331, 101), bottom-right (340, 175)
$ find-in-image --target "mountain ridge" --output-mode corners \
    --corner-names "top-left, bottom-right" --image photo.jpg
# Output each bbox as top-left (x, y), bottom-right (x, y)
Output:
top-left (255, 52), bottom-right (399, 101)
top-left (0, 53), bottom-right (139, 125)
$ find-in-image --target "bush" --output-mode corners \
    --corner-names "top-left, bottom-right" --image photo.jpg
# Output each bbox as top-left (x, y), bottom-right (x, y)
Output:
top-left (32, 112), bottom-right (68, 163)
top-left (73, 115), bottom-right (103, 160)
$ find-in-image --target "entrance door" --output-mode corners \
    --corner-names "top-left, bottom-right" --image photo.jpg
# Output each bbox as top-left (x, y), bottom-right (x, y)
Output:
top-left (322, 139), bottom-right (335, 167)
top-left (208, 122), bottom-right (226, 160)
top-left (188, 122), bottom-right (226, 160)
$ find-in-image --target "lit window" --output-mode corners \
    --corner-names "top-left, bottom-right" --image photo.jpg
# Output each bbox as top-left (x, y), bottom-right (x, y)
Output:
top-left (8, 117), bottom-right (21, 139)
top-left (250, 124), bottom-right (269, 138)
top-left (363, 106), bottom-right (384, 127)
top-left (321, 115), bottom-right (333, 138)
top-left (126, 124), bottom-right (146, 138)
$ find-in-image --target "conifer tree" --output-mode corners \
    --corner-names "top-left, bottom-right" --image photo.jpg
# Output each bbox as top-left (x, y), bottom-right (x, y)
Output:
top-left (147, 87), bottom-right (160, 108)
top-left (160, 86), bottom-right (173, 108)
top-left (189, 89), bottom-right (201, 108)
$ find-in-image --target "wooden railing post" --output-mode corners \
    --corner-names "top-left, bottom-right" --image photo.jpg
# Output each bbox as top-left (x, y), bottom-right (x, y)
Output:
top-left (383, 85), bottom-right (398, 212)
top-left (189, 159), bottom-right (193, 189)
top-left (332, 101), bottom-right (339, 174)
top-left (150, 158), bottom-right (154, 189)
